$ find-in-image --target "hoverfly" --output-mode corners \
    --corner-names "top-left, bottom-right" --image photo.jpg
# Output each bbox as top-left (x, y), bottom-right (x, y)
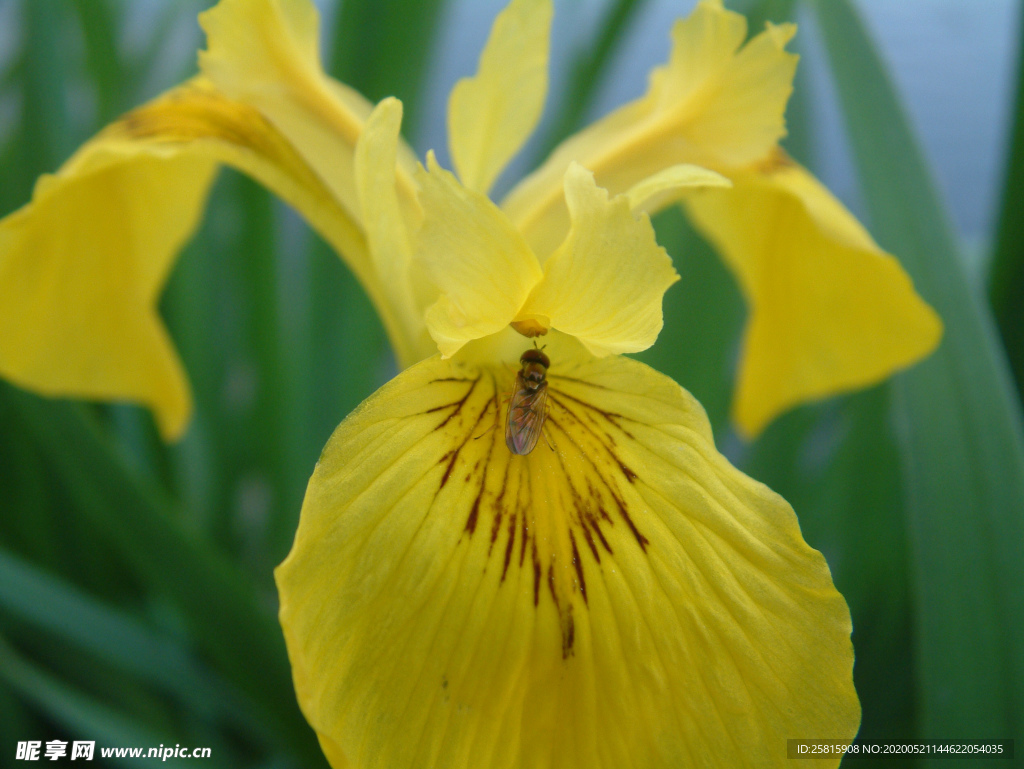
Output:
top-left (505, 347), bottom-right (550, 455)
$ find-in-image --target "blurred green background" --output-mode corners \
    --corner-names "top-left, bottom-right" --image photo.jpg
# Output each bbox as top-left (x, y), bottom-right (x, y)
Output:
top-left (1, 0), bottom-right (1022, 766)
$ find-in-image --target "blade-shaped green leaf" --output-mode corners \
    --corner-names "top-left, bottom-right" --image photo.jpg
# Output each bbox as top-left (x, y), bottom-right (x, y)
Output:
top-left (329, 0), bottom-right (447, 145)
top-left (2, 383), bottom-right (325, 767)
top-left (640, 207), bottom-right (744, 437)
top-left (0, 677), bottom-right (36, 760)
top-left (988, 0), bottom-right (1024, 398)
top-left (728, 0), bottom-right (796, 37)
top-left (2, 1), bottom-right (71, 214)
top-left (0, 636), bottom-right (228, 767)
top-left (0, 547), bottom-right (254, 733)
top-left (535, 0), bottom-right (650, 159)
top-left (814, 0), bottom-right (1024, 746)
top-left (71, 0), bottom-right (125, 124)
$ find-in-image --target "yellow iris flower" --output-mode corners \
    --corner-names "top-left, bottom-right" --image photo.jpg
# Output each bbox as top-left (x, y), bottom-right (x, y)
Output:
top-left (0, 0), bottom-right (944, 766)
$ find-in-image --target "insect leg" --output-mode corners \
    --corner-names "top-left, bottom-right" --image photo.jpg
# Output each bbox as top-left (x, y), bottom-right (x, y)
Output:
top-left (473, 422), bottom-right (499, 441)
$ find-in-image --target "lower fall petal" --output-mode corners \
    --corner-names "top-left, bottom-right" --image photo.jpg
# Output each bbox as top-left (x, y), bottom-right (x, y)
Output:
top-left (0, 78), bottom-right (373, 440)
top-left (0, 149), bottom-right (213, 440)
top-left (276, 334), bottom-right (859, 769)
top-left (683, 155), bottom-right (943, 437)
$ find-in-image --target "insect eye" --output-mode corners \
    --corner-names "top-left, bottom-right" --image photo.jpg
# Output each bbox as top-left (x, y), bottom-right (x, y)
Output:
top-left (521, 348), bottom-right (550, 368)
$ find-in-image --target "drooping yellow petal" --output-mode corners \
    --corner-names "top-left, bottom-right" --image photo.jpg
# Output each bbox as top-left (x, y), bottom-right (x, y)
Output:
top-left (502, 0), bottom-right (797, 258)
top-left (416, 154), bottom-right (543, 358)
top-left (517, 164), bottom-right (679, 356)
top-left (683, 155), bottom-right (943, 437)
top-left (625, 163), bottom-right (732, 214)
top-left (198, 0), bottom-right (419, 225)
top-left (0, 152), bottom-right (211, 440)
top-left (276, 333), bottom-right (859, 769)
top-left (448, 0), bottom-right (552, 195)
top-left (355, 98), bottom-right (434, 367)
top-left (652, 2), bottom-right (796, 167)
top-left (0, 78), bottom-right (377, 440)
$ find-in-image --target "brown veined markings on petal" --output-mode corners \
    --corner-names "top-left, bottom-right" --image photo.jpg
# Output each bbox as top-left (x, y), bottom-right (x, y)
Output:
top-left (419, 363), bottom-right (651, 659)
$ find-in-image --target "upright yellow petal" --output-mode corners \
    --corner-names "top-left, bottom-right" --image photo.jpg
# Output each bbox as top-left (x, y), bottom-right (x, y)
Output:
top-left (683, 155), bottom-right (943, 437)
top-left (448, 0), bottom-right (552, 195)
top-left (415, 155), bottom-right (543, 358)
top-left (502, 0), bottom-right (797, 258)
top-left (0, 79), bottom-right (372, 439)
top-left (355, 98), bottom-right (433, 367)
top-left (276, 333), bottom-right (859, 769)
top-left (654, 3), bottom-right (796, 167)
top-left (624, 163), bottom-right (731, 214)
top-left (518, 164), bottom-right (679, 355)
top-left (198, 0), bottom-right (419, 224)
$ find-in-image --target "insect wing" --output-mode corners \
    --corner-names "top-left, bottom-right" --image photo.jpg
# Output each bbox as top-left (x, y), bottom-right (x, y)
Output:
top-left (505, 376), bottom-right (548, 455)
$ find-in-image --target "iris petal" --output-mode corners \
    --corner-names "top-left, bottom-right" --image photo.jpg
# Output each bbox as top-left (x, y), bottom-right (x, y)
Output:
top-left (199, 0), bottom-right (419, 224)
top-left (277, 334), bottom-right (859, 769)
top-left (0, 78), bottom-right (368, 439)
top-left (448, 0), bottom-right (553, 195)
top-left (355, 98), bottom-right (434, 366)
top-left (0, 149), bottom-right (210, 440)
top-left (518, 164), bottom-right (679, 356)
top-left (625, 163), bottom-right (732, 214)
top-left (416, 155), bottom-right (544, 358)
top-left (683, 155), bottom-right (943, 436)
top-left (502, 0), bottom-right (797, 259)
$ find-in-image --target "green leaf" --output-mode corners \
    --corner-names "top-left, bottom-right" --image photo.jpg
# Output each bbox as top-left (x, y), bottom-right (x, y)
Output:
top-left (728, 0), bottom-right (796, 36)
top-left (0, 547), bottom-right (254, 732)
top-left (814, 0), bottom-right (1024, 746)
top-left (2, 383), bottom-right (325, 767)
top-left (23, 0), bottom-right (73, 165)
top-left (0, 636), bottom-right (229, 767)
top-left (233, 181), bottom-right (316, 565)
top-left (329, 0), bottom-right (447, 144)
top-left (0, 673), bottom-right (36, 758)
top-left (163, 174), bottom-right (310, 569)
top-left (535, 0), bottom-right (651, 159)
top-left (988, 0), bottom-right (1024, 398)
top-left (1, 1), bottom-right (73, 215)
top-left (71, 0), bottom-right (125, 124)
top-left (744, 388), bottom-right (918, 748)
top-left (0, 400), bottom-right (61, 569)
top-left (639, 208), bottom-right (744, 437)
top-left (161, 176), bottom-right (234, 538)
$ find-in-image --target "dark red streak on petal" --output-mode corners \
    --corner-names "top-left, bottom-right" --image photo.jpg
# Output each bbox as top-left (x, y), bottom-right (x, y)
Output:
top-left (569, 530), bottom-right (588, 605)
